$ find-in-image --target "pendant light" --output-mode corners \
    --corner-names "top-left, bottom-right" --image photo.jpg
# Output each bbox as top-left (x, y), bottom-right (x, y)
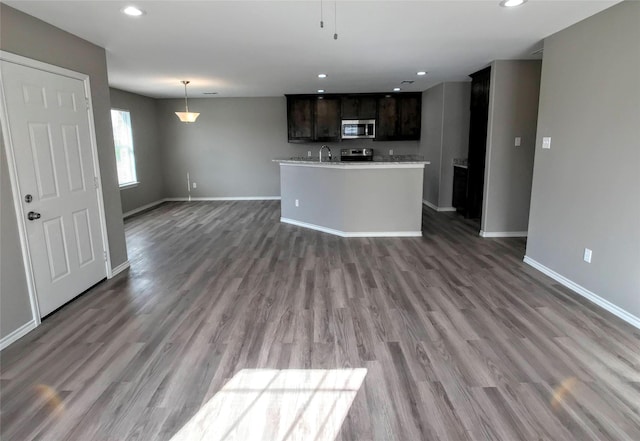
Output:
top-left (175, 80), bottom-right (200, 123)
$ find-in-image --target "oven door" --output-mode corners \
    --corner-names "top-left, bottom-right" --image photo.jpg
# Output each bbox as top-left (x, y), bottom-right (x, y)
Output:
top-left (341, 120), bottom-right (375, 139)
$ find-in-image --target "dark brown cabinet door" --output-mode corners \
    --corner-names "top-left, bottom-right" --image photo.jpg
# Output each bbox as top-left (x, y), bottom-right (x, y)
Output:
top-left (376, 93), bottom-right (421, 141)
top-left (341, 95), bottom-right (377, 120)
top-left (398, 94), bottom-right (421, 139)
top-left (376, 95), bottom-right (398, 140)
top-left (315, 97), bottom-right (341, 142)
top-left (465, 67), bottom-right (491, 219)
top-left (287, 96), bottom-right (314, 142)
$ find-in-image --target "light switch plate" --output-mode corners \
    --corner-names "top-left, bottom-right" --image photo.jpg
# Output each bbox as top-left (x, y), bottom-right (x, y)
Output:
top-left (515, 137), bottom-right (521, 147)
top-left (542, 137), bottom-right (551, 149)
top-left (583, 248), bottom-right (592, 263)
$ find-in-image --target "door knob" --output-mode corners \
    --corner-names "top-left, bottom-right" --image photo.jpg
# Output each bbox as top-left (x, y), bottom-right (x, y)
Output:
top-left (27, 211), bottom-right (41, 221)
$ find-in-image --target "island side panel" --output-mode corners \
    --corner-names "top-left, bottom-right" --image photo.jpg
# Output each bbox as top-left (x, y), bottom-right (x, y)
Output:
top-left (279, 164), bottom-right (424, 235)
top-left (342, 168), bottom-right (424, 234)
top-left (280, 165), bottom-right (346, 232)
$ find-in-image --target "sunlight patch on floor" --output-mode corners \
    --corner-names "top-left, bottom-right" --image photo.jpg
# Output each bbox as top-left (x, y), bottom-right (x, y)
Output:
top-left (170, 368), bottom-right (367, 441)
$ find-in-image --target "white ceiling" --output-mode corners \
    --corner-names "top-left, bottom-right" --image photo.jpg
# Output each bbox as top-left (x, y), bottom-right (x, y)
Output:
top-left (5, 1), bottom-right (619, 98)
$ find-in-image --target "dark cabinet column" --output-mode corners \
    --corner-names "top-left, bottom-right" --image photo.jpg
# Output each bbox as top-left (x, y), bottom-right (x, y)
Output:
top-left (465, 66), bottom-right (491, 219)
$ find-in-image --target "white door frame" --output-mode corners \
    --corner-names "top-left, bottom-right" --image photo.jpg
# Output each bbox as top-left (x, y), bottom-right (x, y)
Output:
top-left (0, 51), bottom-right (113, 325)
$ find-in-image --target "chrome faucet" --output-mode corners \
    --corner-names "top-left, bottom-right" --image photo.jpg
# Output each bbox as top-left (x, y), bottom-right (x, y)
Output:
top-left (319, 145), bottom-right (332, 162)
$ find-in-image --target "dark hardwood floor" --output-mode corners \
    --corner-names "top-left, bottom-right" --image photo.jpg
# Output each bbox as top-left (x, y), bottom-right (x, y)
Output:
top-left (1, 201), bottom-right (639, 440)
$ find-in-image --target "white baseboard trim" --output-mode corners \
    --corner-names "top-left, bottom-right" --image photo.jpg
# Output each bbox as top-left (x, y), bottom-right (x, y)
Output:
top-left (281, 217), bottom-right (422, 238)
top-left (123, 199), bottom-right (165, 219)
top-left (110, 261), bottom-right (130, 278)
top-left (523, 256), bottom-right (640, 330)
top-left (422, 200), bottom-right (457, 212)
top-left (0, 319), bottom-right (37, 351)
top-left (480, 230), bottom-right (528, 238)
top-left (422, 200), bottom-right (438, 211)
top-left (164, 196), bottom-right (281, 202)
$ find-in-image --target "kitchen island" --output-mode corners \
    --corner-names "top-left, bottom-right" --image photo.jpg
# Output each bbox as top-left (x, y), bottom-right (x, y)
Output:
top-left (274, 158), bottom-right (430, 237)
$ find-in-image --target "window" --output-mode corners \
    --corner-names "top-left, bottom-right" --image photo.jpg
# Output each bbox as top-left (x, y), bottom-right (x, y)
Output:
top-left (110, 109), bottom-right (138, 187)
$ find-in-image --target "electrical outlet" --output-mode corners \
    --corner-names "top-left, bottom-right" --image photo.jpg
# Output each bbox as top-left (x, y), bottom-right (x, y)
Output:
top-left (515, 137), bottom-right (521, 147)
top-left (192, 182), bottom-right (197, 189)
top-left (542, 137), bottom-right (551, 149)
top-left (295, 199), bottom-right (299, 207)
top-left (389, 149), bottom-right (394, 156)
top-left (583, 248), bottom-right (592, 263)
top-left (307, 151), bottom-right (312, 157)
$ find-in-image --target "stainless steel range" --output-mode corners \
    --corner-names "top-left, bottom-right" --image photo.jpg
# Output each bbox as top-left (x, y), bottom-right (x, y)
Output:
top-left (340, 148), bottom-right (374, 161)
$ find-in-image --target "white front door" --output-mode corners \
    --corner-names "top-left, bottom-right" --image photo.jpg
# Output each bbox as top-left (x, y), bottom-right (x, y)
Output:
top-left (1, 60), bottom-right (107, 317)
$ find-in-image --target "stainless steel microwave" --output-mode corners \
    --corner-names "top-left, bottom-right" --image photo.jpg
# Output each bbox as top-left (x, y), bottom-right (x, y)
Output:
top-left (341, 119), bottom-right (375, 139)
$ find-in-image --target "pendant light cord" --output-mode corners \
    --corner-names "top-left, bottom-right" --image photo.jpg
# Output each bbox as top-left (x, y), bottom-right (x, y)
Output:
top-left (183, 81), bottom-right (190, 112)
top-left (333, 1), bottom-right (338, 40)
top-left (320, 0), bottom-right (324, 28)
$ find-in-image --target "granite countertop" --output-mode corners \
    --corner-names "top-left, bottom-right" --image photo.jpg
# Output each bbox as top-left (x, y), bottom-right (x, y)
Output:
top-left (453, 158), bottom-right (468, 169)
top-left (274, 155), bottom-right (430, 166)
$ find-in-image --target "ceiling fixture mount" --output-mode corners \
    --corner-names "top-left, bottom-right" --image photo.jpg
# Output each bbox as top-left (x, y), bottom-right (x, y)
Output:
top-left (175, 81), bottom-right (200, 123)
top-left (122, 6), bottom-right (144, 16)
top-left (417, 71), bottom-right (427, 76)
top-left (500, 0), bottom-right (527, 7)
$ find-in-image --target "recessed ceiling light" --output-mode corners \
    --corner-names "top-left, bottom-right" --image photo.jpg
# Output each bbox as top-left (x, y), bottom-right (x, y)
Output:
top-left (122, 6), bottom-right (145, 16)
top-left (317, 89), bottom-right (325, 93)
top-left (317, 73), bottom-right (327, 79)
top-left (417, 71), bottom-right (427, 76)
top-left (500, 0), bottom-right (527, 7)
top-left (393, 87), bottom-right (401, 92)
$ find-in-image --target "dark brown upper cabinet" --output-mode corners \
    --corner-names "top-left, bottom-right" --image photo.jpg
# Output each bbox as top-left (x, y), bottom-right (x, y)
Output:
top-left (376, 93), bottom-right (422, 141)
top-left (341, 95), bottom-right (377, 120)
top-left (286, 92), bottom-right (421, 143)
top-left (287, 96), bottom-right (314, 142)
top-left (314, 97), bottom-right (341, 142)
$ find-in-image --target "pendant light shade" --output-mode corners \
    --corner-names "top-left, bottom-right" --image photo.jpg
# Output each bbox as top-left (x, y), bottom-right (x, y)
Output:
top-left (175, 80), bottom-right (200, 123)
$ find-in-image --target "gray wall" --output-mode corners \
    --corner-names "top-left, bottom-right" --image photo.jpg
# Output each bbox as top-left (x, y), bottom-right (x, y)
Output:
top-left (0, 4), bottom-right (127, 266)
top-left (420, 84), bottom-right (444, 206)
top-left (157, 97), bottom-right (295, 198)
top-left (419, 82), bottom-right (470, 209)
top-left (110, 88), bottom-right (165, 214)
top-left (1, 136), bottom-right (33, 337)
top-left (439, 83), bottom-right (471, 208)
top-left (526, 1), bottom-right (640, 318)
top-left (0, 5), bottom-right (128, 339)
top-left (156, 97), bottom-right (420, 199)
top-left (482, 60), bottom-right (541, 234)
